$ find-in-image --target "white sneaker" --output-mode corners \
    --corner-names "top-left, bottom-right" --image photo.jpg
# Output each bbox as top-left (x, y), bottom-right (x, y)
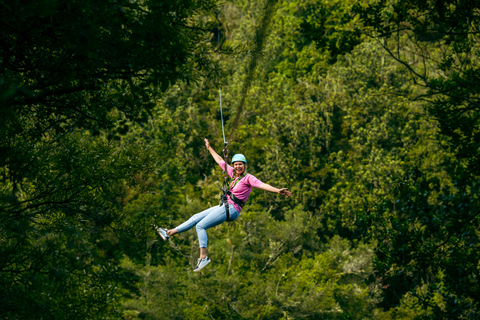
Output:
top-left (153, 224), bottom-right (169, 241)
top-left (193, 257), bottom-right (211, 272)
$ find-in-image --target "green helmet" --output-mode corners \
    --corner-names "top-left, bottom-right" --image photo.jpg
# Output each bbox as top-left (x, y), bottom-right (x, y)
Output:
top-left (232, 154), bottom-right (247, 163)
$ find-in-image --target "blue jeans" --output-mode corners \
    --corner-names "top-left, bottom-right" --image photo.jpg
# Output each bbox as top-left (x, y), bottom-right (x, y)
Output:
top-left (175, 205), bottom-right (239, 248)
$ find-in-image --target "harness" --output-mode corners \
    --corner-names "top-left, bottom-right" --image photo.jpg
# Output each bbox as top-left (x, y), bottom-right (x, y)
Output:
top-left (220, 188), bottom-right (245, 220)
top-left (228, 174), bottom-right (247, 207)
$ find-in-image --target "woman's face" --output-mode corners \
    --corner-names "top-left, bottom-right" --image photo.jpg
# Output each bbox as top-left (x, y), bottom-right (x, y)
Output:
top-left (233, 161), bottom-right (245, 175)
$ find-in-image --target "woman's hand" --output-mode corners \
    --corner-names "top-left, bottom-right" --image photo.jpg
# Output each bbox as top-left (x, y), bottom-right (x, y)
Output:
top-left (278, 188), bottom-right (292, 197)
top-left (204, 138), bottom-right (224, 165)
top-left (259, 184), bottom-right (292, 197)
top-left (204, 138), bottom-right (211, 149)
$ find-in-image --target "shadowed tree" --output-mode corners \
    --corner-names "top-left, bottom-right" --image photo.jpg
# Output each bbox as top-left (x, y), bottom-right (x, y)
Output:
top-left (0, 0), bottom-right (218, 318)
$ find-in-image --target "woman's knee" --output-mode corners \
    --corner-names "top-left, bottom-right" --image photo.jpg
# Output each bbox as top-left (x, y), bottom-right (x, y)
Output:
top-left (196, 223), bottom-right (206, 232)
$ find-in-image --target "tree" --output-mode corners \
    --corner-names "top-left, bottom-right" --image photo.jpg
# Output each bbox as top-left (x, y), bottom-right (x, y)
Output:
top-left (338, 0), bottom-right (480, 317)
top-left (353, 0), bottom-right (480, 175)
top-left (0, 0), bottom-right (218, 318)
top-left (0, 0), bottom-right (217, 137)
top-left (113, 0), bottom-right (389, 318)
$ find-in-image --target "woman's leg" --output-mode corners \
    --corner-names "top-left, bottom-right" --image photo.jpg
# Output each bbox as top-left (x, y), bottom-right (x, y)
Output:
top-left (166, 228), bottom-right (177, 237)
top-left (171, 206), bottom-right (219, 236)
top-left (200, 247), bottom-right (207, 260)
top-left (196, 205), bottom-right (239, 250)
top-left (196, 206), bottom-right (239, 261)
top-left (166, 205), bottom-right (238, 263)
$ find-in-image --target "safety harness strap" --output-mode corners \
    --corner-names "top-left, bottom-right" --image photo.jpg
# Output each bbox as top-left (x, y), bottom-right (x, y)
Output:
top-left (226, 190), bottom-right (245, 208)
top-left (230, 173), bottom-right (246, 189)
top-left (220, 190), bottom-right (245, 221)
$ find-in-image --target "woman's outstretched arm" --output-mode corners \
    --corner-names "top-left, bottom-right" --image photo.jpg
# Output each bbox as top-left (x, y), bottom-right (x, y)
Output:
top-left (204, 138), bottom-right (224, 165)
top-left (258, 183), bottom-right (292, 197)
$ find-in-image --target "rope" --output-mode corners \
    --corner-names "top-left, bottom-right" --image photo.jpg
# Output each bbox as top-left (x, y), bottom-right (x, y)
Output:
top-left (219, 84), bottom-right (226, 144)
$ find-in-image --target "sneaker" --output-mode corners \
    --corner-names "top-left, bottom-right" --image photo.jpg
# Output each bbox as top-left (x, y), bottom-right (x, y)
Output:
top-left (153, 224), bottom-right (170, 241)
top-left (193, 257), bottom-right (211, 272)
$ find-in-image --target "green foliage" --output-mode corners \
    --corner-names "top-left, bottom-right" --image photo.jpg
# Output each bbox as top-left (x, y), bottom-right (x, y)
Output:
top-left (342, 0), bottom-right (480, 318)
top-left (120, 230), bottom-right (376, 319)
top-left (0, 0), bottom-right (218, 318)
top-left (0, 0), bottom-right (217, 137)
top-left (2, 0), bottom-right (480, 318)
top-left (353, 0), bottom-right (480, 176)
top-left (0, 129), bottom-right (157, 318)
top-left (299, 0), bottom-right (362, 63)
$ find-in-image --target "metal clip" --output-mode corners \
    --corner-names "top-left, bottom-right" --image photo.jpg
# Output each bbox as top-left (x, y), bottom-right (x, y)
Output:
top-left (222, 142), bottom-right (229, 158)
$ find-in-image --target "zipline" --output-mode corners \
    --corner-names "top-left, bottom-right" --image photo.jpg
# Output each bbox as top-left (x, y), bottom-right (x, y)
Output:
top-left (216, 0), bottom-right (279, 217)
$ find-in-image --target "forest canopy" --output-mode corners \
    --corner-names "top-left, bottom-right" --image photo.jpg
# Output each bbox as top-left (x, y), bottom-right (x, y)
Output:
top-left (1, 0), bottom-right (479, 319)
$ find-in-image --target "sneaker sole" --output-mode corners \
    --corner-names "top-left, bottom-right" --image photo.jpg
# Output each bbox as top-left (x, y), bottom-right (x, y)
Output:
top-left (153, 224), bottom-right (169, 241)
top-left (194, 259), bottom-right (211, 272)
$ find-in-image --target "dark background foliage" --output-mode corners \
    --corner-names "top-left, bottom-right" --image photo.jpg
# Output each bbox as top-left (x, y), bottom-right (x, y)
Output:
top-left (1, 0), bottom-right (479, 319)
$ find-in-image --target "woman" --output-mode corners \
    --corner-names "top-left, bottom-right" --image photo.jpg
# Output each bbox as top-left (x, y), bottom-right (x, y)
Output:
top-left (154, 138), bottom-right (292, 272)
